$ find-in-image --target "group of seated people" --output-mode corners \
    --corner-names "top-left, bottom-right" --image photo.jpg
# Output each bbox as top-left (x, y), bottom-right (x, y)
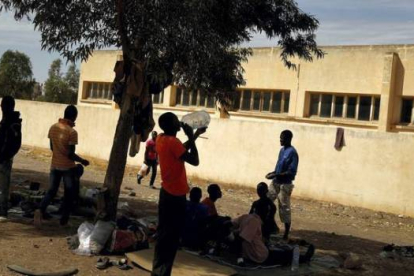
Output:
top-left (181, 183), bottom-right (315, 266)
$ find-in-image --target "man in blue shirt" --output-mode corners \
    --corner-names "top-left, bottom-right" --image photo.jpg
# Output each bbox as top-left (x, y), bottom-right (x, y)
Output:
top-left (266, 130), bottom-right (299, 240)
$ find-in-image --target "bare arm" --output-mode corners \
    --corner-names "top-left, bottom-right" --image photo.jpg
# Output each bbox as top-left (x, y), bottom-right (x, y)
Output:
top-left (180, 125), bottom-right (206, 166)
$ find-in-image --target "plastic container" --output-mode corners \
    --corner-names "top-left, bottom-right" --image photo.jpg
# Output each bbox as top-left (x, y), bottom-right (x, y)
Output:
top-left (181, 111), bottom-right (211, 129)
top-left (291, 245), bottom-right (300, 271)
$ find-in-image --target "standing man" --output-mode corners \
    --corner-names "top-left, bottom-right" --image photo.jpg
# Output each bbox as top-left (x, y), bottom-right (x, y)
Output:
top-left (35, 105), bottom-right (89, 226)
top-left (137, 131), bottom-right (158, 188)
top-left (152, 112), bottom-right (205, 276)
top-left (0, 96), bottom-right (22, 221)
top-left (266, 130), bottom-right (298, 240)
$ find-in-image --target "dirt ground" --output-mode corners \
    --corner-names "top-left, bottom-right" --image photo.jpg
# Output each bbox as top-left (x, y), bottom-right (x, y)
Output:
top-left (1, 146), bottom-right (414, 276)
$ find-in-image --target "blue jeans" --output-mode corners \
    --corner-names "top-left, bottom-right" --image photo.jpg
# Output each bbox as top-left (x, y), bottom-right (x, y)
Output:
top-left (40, 168), bottom-right (76, 225)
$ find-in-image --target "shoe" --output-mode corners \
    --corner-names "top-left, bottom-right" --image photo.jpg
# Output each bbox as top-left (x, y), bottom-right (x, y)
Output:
top-left (137, 175), bottom-right (142, 185)
top-left (0, 216), bottom-right (8, 222)
top-left (150, 185), bottom-right (156, 189)
top-left (96, 257), bottom-right (111, 270)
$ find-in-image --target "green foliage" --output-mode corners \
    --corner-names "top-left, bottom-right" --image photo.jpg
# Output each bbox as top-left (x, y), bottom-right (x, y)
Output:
top-left (0, 50), bottom-right (35, 99)
top-left (0, 0), bottom-right (323, 99)
top-left (42, 59), bottom-right (78, 104)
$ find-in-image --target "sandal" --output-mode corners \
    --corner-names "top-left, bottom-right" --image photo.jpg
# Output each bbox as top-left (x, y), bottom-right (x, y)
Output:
top-left (96, 257), bottom-right (111, 270)
top-left (111, 258), bottom-right (133, 270)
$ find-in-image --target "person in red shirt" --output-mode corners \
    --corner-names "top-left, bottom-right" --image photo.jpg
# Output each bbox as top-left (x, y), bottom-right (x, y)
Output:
top-left (137, 131), bottom-right (158, 188)
top-left (201, 184), bottom-right (222, 217)
top-left (152, 112), bottom-right (206, 276)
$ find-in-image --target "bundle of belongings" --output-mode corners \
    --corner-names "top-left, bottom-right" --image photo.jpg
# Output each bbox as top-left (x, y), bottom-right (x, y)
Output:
top-left (179, 184), bottom-right (315, 270)
top-left (70, 216), bottom-right (156, 256)
top-left (111, 59), bottom-right (172, 158)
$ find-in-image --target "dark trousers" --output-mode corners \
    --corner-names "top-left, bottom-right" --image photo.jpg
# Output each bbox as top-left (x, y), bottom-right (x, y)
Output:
top-left (138, 160), bottom-right (157, 186)
top-left (40, 169), bottom-right (76, 224)
top-left (152, 188), bottom-right (186, 276)
top-left (148, 161), bottom-right (157, 186)
top-left (0, 160), bottom-right (12, 217)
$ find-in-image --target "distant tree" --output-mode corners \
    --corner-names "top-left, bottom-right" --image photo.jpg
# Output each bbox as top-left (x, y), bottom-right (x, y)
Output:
top-left (43, 59), bottom-right (78, 104)
top-left (0, 50), bottom-right (35, 99)
top-left (1, 0), bottom-right (324, 220)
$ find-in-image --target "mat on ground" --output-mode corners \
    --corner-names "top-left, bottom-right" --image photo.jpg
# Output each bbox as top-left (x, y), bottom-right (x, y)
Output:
top-left (126, 248), bottom-right (237, 276)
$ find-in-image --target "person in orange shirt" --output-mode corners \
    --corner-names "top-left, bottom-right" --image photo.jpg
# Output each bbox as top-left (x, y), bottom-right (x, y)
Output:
top-left (35, 105), bottom-right (89, 226)
top-left (152, 112), bottom-right (205, 276)
top-left (201, 184), bottom-right (222, 217)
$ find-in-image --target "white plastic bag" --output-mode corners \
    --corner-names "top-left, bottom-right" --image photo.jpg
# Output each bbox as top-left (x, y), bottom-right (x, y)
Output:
top-left (73, 222), bottom-right (94, 256)
top-left (89, 220), bottom-right (116, 254)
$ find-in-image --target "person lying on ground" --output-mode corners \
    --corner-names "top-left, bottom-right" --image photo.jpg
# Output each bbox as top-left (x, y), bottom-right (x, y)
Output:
top-left (230, 209), bottom-right (314, 266)
top-left (181, 187), bottom-right (209, 250)
top-left (137, 131), bottom-right (158, 189)
top-left (34, 105), bottom-right (90, 227)
top-left (249, 182), bottom-right (279, 240)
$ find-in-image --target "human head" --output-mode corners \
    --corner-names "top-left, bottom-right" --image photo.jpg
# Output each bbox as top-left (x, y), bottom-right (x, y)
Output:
top-left (64, 105), bottom-right (78, 122)
top-left (158, 112), bottom-right (181, 135)
top-left (1, 96), bottom-right (15, 115)
top-left (207, 184), bottom-right (222, 202)
top-left (257, 182), bottom-right (269, 199)
top-left (280, 130), bottom-right (293, 147)
top-left (189, 187), bottom-right (202, 203)
top-left (151, 131), bottom-right (158, 140)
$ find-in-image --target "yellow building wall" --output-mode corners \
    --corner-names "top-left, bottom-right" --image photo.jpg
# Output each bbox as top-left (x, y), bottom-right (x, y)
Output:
top-left (15, 99), bottom-right (414, 217)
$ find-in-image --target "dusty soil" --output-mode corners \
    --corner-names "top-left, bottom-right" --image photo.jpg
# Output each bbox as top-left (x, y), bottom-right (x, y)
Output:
top-left (1, 146), bottom-right (414, 275)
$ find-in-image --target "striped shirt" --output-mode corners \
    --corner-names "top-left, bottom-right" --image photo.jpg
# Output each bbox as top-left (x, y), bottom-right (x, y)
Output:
top-left (48, 119), bottom-right (78, 169)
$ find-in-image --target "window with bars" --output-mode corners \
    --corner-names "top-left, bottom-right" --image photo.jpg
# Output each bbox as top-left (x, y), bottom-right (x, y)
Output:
top-left (152, 91), bottom-right (164, 104)
top-left (234, 90), bottom-right (290, 114)
top-left (175, 88), bottom-right (216, 108)
top-left (84, 82), bottom-right (112, 100)
top-left (400, 98), bottom-right (414, 124)
top-left (309, 93), bottom-right (380, 122)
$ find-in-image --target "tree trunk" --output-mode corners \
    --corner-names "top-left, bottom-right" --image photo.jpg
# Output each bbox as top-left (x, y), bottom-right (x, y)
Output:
top-left (102, 91), bottom-right (134, 220)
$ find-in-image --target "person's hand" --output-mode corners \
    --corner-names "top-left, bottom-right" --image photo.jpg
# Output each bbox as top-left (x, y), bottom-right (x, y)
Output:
top-left (266, 172), bottom-right (277, 180)
top-left (81, 159), bottom-right (90, 167)
top-left (182, 123), bottom-right (194, 140)
top-left (195, 127), bottom-right (207, 137)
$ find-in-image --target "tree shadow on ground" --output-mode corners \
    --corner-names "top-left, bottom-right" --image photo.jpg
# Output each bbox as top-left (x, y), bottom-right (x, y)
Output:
top-left (2, 168), bottom-right (159, 241)
top-left (292, 230), bottom-right (414, 276)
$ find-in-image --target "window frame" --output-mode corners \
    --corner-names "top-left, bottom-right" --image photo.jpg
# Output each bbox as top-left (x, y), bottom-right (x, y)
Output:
top-left (308, 92), bottom-right (380, 122)
top-left (83, 81), bottom-right (113, 102)
top-left (400, 97), bottom-right (414, 125)
top-left (234, 89), bottom-right (290, 114)
top-left (175, 87), bottom-right (216, 109)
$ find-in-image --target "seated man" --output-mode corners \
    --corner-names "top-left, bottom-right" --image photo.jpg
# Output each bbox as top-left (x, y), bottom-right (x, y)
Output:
top-left (231, 209), bottom-right (314, 266)
top-left (201, 184), bottom-right (222, 217)
top-left (182, 187), bottom-right (208, 249)
top-left (250, 182), bottom-right (279, 239)
top-left (201, 184), bottom-right (232, 253)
